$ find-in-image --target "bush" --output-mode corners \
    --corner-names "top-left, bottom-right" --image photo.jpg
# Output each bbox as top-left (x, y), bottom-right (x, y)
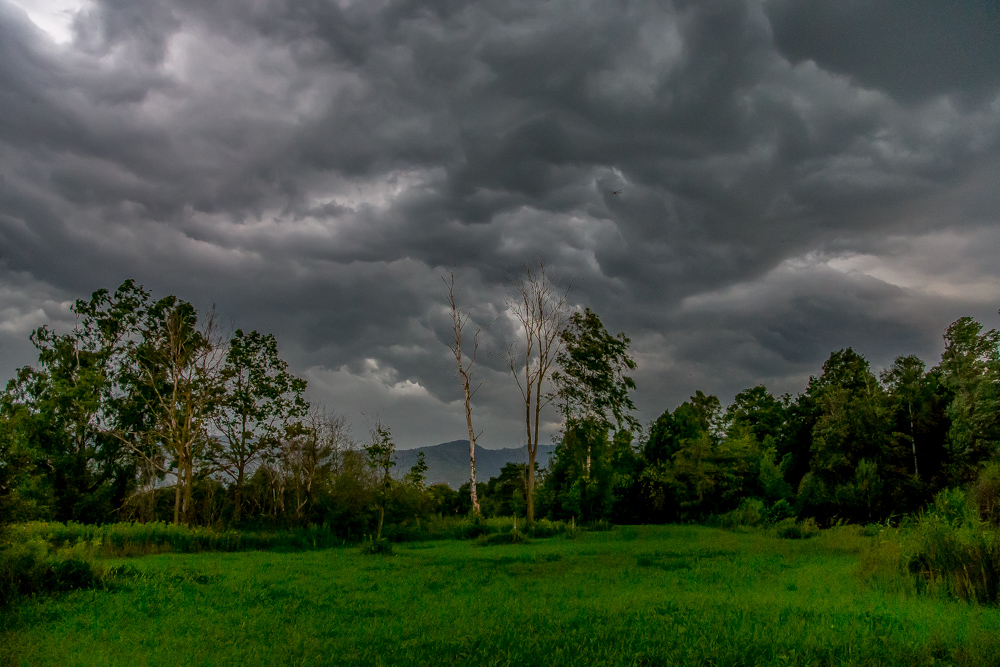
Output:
top-left (719, 499), bottom-right (767, 529)
top-left (862, 489), bottom-right (1000, 605)
top-left (0, 537), bottom-right (102, 608)
top-left (775, 518), bottom-right (818, 540)
top-left (970, 464), bottom-right (1000, 525)
top-left (359, 539), bottom-right (394, 556)
top-left (476, 527), bottom-right (529, 546)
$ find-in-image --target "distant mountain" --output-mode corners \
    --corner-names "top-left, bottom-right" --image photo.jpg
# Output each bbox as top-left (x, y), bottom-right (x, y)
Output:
top-left (395, 440), bottom-right (557, 489)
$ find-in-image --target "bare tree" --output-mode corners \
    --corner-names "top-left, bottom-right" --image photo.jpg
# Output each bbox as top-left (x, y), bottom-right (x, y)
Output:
top-left (444, 271), bottom-right (485, 515)
top-left (283, 410), bottom-right (351, 521)
top-left (503, 262), bottom-right (569, 524)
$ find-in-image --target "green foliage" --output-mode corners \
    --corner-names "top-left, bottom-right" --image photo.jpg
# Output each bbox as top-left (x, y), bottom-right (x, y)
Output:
top-left (552, 308), bottom-right (638, 432)
top-left (0, 537), bottom-right (101, 608)
top-left (864, 489), bottom-right (1000, 605)
top-left (208, 329), bottom-right (308, 523)
top-left (364, 424), bottom-right (396, 542)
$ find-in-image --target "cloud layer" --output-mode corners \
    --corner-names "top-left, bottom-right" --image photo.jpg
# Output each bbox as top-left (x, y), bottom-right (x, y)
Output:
top-left (2, 0), bottom-right (999, 447)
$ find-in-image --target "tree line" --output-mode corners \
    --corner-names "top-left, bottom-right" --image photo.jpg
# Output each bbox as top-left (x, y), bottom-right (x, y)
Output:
top-left (1, 275), bottom-right (999, 535)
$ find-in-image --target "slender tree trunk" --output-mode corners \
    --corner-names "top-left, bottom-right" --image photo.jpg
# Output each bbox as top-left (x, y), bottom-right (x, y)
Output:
top-left (463, 374), bottom-right (480, 514)
top-left (183, 455), bottom-right (194, 525)
top-left (234, 466), bottom-right (244, 523)
top-left (909, 403), bottom-right (919, 478)
top-left (173, 463), bottom-right (184, 525)
top-left (524, 379), bottom-right (534, 524)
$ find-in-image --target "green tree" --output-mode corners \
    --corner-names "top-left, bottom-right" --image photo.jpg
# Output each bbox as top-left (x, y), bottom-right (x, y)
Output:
top-left (802, 349), bottom-right (898, 521)
top-left (0, 281), bottom-right (152, 522)
top-left (208, 329), bottom-right (308, 523)
top-left (935, 317), bottom-right (1000, 483)
top-left (548, 308), bottom-right (638, 522)
top-left (364, 423), bottom-right (396, 542)
top-left (131, 298), bottom-right (224, 525)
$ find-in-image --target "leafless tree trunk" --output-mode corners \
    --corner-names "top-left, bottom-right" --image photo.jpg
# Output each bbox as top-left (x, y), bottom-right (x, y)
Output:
top-left (445, 271), bottom-right (485, 515)
top-left (503, 262), bottom-right (568, 524)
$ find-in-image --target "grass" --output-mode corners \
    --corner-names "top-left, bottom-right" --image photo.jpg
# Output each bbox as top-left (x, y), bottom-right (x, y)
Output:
top-left (3, 525), bottom-right (1000, 666)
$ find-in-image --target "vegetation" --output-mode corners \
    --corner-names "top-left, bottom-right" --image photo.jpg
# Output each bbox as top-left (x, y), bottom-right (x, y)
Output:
top-left (5, 526), bottom-right (1000, 666)
top-left (5, 274), bottom-right (1000, 650)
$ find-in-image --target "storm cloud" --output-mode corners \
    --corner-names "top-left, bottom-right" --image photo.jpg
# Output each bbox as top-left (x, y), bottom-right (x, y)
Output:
top-left (1, 0), bottom-right (998, 447)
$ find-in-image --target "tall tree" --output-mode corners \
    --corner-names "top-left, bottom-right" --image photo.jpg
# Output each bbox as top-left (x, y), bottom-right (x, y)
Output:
top-left (444, 272), bottom-right (485, 515)
top-left (548, 308), bottom-right (638, 521)
top-left (208, 329), bottom-right (308, 523)
top-left (364, 423), bottom-right (396, 542)
top-left (881, 355), bottom-right (932, 479)
top-left (935, 317), bottom-right (1000, 483)
top-left (0, 281), bottom-right (151, 522)
top-left (503, 263), bottom-right (568, 524)
top-left (799, 348), bottom-right (896, 521)
top-left (132, 298), bottom-right (224, 525)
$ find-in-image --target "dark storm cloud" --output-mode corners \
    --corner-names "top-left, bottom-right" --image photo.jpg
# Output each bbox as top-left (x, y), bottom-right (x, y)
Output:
top-left (1, 0), bottom-right (999, 446)
top-left (766, 0), bottom-right (1000, 104)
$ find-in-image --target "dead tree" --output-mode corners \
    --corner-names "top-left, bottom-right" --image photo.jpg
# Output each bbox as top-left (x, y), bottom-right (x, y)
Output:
top-left (503, 262), bottom-right (568, 524)
top-left (444, 271), bottom-right (484, 515)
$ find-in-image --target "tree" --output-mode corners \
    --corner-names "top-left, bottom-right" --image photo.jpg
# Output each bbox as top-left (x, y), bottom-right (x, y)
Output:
top-left (364, 423), bottom-right (396, 542)
top-left (548, 307), bottom-right (638, 522)
top-left (444, 272), bottom-right (485, 515)
top-left (404, 451), bottom-right (428, 488)
top-left (553, 308), bottom-right (639, 433)
top-left (881, 355), bottom-right (932, 479)
top-left (503, 263), bottom-right (569, 524)
top-left (0, 281), bottom-right (151, 522)
top-left (132, 298), bottom-right (224, 525)
top-left (802, 348), bottom-right (897, 521)
top-left (279, 410), bottom-right (348, 523)
top-left (209, 329), bottom-right (308, 522)
top-left (935, 317), bottom-right (1000, 483)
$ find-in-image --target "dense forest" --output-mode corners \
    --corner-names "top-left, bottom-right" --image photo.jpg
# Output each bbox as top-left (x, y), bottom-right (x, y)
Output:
top-left (2, 279), bottom-right (999, 537)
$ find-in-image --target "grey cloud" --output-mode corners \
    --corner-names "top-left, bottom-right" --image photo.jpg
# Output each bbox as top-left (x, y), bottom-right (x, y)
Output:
top-left (1, 0), bottom-right (999, 445)
top-left (766, 0), bottom-right (1000, 104)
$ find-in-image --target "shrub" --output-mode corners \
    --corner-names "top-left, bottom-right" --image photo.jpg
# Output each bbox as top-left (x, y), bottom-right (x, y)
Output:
top-left (359, 538), bottom-right (394, 556)
top-left (526, 519), bottom-right (564, 538)
top-left (0, 537), bottom-right (102, 608)
top-left (719, 499), bottom-right (767, 529)
top-left (476, 528), bottom-right (529, 546)
top-left (861, 489), bottom-right (1000, 605)
top-left (775, 518), bottom-right (818, 540)
top-left (766, 499), bottom-right (796, 523)
top-left (970, 464), bottom-right (1000, 525)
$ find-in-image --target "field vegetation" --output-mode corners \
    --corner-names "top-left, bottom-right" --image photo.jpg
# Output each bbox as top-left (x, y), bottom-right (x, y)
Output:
top-left (4, 525), bottom-right (1000, 666)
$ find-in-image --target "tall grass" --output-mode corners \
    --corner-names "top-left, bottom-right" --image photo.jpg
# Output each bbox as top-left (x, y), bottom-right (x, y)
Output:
top-left (5, 521), bottom-right (345, 557)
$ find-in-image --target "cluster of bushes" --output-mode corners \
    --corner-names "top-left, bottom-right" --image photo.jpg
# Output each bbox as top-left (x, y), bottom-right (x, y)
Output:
top-left (0, 536), bottom-right (101, 608)
top-left (862, 474), bottom-right (1000, 604)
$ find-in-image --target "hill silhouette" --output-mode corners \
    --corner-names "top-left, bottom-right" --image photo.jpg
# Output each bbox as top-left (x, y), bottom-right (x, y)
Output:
top-left (395, 440), bottom-right (556, 489)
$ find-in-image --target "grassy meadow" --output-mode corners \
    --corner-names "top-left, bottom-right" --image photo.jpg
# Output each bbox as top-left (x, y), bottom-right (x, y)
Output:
top-left (3, 525), bottom-right (999, 667)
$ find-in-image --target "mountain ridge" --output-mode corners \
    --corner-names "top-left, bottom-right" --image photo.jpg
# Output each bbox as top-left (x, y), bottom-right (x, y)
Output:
top-left (395, 440), bottom-right (556, 489)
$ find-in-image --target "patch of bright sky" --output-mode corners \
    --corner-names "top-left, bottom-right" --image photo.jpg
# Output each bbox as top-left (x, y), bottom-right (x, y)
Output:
top-left (7, 0), bottom-right (92, 45)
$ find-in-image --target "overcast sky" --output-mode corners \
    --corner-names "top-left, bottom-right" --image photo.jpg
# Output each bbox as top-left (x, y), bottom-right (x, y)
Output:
top-left (1, 0), bottom-right (999, 449)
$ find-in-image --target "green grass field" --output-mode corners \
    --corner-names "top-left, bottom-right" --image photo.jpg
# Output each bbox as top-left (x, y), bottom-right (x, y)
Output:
top-left (2, 525), bottom-right (998, 666)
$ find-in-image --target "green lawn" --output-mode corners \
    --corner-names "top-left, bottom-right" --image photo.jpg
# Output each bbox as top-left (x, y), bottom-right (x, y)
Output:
top-left (2, 525), bottom-right (998, 666)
